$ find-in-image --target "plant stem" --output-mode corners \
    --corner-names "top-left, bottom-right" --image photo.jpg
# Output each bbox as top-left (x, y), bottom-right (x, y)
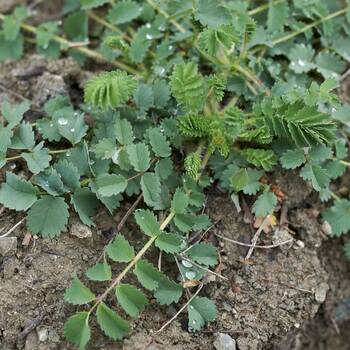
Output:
top-left (0, 14), bottom-right (141, 77)
top-left (88, 11), bottom-right (132, 42)
top-left (89, 210), bottom-right (176, 312)
top-left (272, 7), bottom-right (348, 45)
top-left (146, 0), bottom-right (187, 33)
top-left (5, 148), bottom-right (69, 162)
top-left (330, 191), bottom-right (341, 202)
top-left (248, 0), bottom-right (285, 15)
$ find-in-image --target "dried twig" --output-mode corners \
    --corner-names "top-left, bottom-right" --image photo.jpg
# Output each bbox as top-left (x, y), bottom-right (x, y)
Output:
top-left (117, 193), bottom-right (143, 231)
top-left (215, 232), bottom-right (293, 249)
top-left (245, 215), bottom-right (270, 260)
top-left (17, 313), bottom-right (44, 340)
top-left (261, 277), bottom-right (313, 294)
top-left (152, 283), bottom-right (204, 337)
top-left (0, 218), bottom-right (25, 238)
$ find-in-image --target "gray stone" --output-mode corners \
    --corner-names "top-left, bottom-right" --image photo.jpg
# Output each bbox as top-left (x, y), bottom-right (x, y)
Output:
top-left (37, 328), bottom-right (48, 342)
top-left (213, 333), bottom-right (236, 350)
top-left (0, 237), bottom-right (17, 256)
top-left (314, 282), bottom-right (328, 303)
top-left (69, 218), bottom-right (92, 239)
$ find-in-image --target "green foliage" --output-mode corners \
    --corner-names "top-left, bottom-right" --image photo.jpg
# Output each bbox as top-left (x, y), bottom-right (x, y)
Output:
top-left (323, 200), bottom-right (350, 236)
top-left (84, 70), bottom-right (137, 110)
top-left (26, 196), bottom-right (69, 237)
top-left (170, 62), bottom-right (205, 112)
top-left (3, 1), bottom-right (350, 347)
top-left (115, 284), bottom-right (148, 317)
top-left (188, 297), bottom-right (217, 331)
top-left (64, 277), bottom-right (96, 304)
top-left (0, 172), bottom-right (38, 210)
top-left (64, 312), bottom-right (91, 350)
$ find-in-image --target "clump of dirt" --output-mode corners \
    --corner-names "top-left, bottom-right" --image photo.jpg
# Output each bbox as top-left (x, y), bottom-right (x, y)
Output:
top-left (0, 54), bottom-right (86, 108)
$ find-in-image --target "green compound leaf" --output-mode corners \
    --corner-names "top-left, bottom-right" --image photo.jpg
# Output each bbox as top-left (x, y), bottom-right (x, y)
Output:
top-left (107, 1), bottom-right (142, 24)
top-left (54, 159), bottom-right (80, 192)
top-left (106, 233), bottom-right (135, 262)
top-left (184, 152), bottom-right (201, 179)
top-left (27, 196), bottom-right (69, 237)
top-left (288, 44), bottom-right (315, 74)
top-left (0, 125), bottom-right (13, 153)
top-left (64, 277), bottom-right (96, 305)
top-left (170, 62), bottom-right (206, 112)
top-left (243, 148), bottom-right (277, 171)
top-left (300, 164), bottom-right (330, 191)
top-left (1, 100), bottom-right (30, 126)
top-left (322, 200), bottom-right (350, 237)
top-left (153, 79), bottom-right (171, 108)
top-left (147, 127), bottom-right (171, 158)
top-left (115, 118), bottom-right (134, 145)
top-left (195, 0), bottom-right (231, 28)
top-left (86, 262), bottom-right (112, 281)
top-left (231, 168), bottom-right (249, 192)
top-left (134, 209), bottom-right (161, 237)
top-left (187, 242), bottom-right (218, 267)
top-left (64, 312), bottom-right (91, 350)
top-left (0, 32), bottom-right (23, 61)
top-left (95, 138), bottom-right (116, 160)
top-left (198, 25), bottom-right (238, 56)
top-left (315, 52), bottom-right (346, 79)
top-left (171, 188), bottom-right (189, 214)
top-left (134, 83), bottom-right (154, 112)
top-left (32, 168), bottom-right (66, 196)
top-left (252, 191), bottom-right (277, 217)
top-left (115, 284), bottom-right (148, 318)
top-left (155, 232), bottom-right (183, 254)
top-left (267, 1), bottom-right (289, 33)
top-left (133, 259), bottom-right (163, 291)
top-left (10, 122), bottom-right (35, 150)
top-left (2, 6), bottom-right (28, 41)
top-left (178, 114), bottom-right (211, 138)
top-left (188, 297), bottom-right (217, 331)
top-left (84, 70), bottom-right (137, 110)
top-left (140, 172), bottom-right (161, 206)
top-left (308, 145), bottom-right (333, 163)
top-left (96, 303), bottom-right (131, 340)
top-left (0, 172), bottom-right (38, 210)
top-left (95, 174), bottom-right (128, 197)
top-left (280, 149), bottom-right (306, 169)
top-left (57, 111), bottom-right (88, 145)
top-left (154, 276), bottom-right (183, 305)
top-left (127, 142), bottom-right (151, 172)
top-left (71, 188), bottom-right (99, 226)
top-left (36, 118), bottom-right (61, 142)
top-left (21, 142), bottom-right (52, 175)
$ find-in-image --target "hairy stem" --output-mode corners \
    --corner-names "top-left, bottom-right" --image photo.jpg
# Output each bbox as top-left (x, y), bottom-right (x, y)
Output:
top-left (272, 7), bottom-right (347, 45)
top-left (248, 0), bottom-right (286, 15)
top-left (5, 148), bottom-right (69, 162)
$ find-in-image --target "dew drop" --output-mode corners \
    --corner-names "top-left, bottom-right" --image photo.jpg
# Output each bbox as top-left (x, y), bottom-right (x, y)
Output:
top-left (74, 112), bottom-right (79, 116)
top-left (297, 59), bottom-right (306, 67)
top-left (146, 23), bottom-right (151, 28)
top-left (50, 123), bottom-right (54, 127)
top-left (192, 320), bottom-right (196, 324)
top-left (43, 44), bottom-right (48, 49)
top-left (331, 107), bottom-right (337, 113)
top-left (189, 305), bottom-right (194, 310)
top-left (185, 271), bottom-right (196, 280)
top-left (182, 260), bottom-right (193, 268)
top-left (70, 128), bottom-right (75, 132)
top-left (66, 151), bottom-right (71, 157)
top-left (58, 118), bottom-right (68, 126)
top-left (146, 34), bottom-right (153, 40)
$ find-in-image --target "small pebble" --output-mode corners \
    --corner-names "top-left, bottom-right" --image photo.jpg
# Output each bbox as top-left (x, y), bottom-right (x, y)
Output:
top-left (213, 333), bottom-right (236, 350)
top-left (0, 237), bottom-right (17, 256)
top-left (37, 328), bottom-right (48, 342)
